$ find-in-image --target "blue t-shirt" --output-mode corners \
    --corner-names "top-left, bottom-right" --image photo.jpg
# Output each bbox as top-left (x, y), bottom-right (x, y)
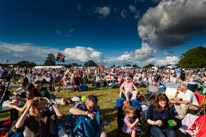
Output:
top-left (176, 68), bottom-right (181, 75)
top-left (0, 69), bottom-right (8, 79)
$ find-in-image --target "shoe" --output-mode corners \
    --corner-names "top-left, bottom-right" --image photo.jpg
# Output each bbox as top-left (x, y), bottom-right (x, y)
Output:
top-left (175, 115), bottom-right (184, 120)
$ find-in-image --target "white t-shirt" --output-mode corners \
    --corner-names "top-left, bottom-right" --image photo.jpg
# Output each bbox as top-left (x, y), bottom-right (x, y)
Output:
top-left (177, 89), bottom-right (199, 106)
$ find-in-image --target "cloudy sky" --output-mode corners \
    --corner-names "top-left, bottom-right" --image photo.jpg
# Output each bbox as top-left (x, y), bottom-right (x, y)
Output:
top-left (0, 0), bottom-right (206, 67)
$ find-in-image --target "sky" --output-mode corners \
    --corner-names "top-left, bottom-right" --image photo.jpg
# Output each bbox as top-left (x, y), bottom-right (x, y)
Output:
top-left (0, 0), bottom-right (206, 67)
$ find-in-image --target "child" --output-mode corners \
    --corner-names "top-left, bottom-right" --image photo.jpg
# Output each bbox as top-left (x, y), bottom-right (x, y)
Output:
top-left (121, 106), bottom-right (141, 137)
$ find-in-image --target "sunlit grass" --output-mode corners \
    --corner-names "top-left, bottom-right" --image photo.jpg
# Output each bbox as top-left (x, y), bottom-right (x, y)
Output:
top-left (1, 81), bottom-right (147, 136)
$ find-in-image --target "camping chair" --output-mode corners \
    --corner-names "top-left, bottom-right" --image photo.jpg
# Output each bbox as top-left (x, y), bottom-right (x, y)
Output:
top-left (187, 83), bottom-right (198, 92)
top-left (117, 106), bottom-right (145, 137)
top-left (119, 89), bottom-right (139, 100)
top-left (188, 92), bottom-right (205, 116)
top-left (140, 86), bottom-right (159, 104)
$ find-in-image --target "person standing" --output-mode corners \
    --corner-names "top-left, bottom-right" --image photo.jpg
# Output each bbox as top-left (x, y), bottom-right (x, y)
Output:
top-left (0, 64), bottom-right (9, 85)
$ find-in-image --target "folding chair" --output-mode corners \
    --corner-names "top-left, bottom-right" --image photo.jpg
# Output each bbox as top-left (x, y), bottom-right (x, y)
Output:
top-left (117, 106), bottom-right (145, 137)
top-left (140, 86), bottom-right (159, 104)
top-left (188, 92), bottom-right (205, 116)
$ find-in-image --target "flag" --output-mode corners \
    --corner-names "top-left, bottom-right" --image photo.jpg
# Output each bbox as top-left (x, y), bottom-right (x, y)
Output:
top-left (56, 52), bottom-right (65, 62)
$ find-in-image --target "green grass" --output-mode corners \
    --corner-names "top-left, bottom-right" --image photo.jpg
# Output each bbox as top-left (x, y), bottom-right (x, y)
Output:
top-left (0, 81), bottom-right (148, 136)
top-left (1, 80), bottom-right (198, 136)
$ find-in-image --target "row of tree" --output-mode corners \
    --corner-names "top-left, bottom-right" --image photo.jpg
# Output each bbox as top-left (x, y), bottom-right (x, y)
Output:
top-left (1, 46), bottom-right (206, 68)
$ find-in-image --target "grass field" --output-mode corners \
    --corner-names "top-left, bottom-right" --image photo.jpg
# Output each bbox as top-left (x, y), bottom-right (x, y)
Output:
top-left (0, 80), bottom-right (149, 136)
top-left (1, 80), bottom-right (196, 137)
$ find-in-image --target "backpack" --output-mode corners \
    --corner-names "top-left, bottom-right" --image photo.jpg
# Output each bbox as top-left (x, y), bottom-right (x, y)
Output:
top-left (114, 98), bottom-right (125, 110)
top-left (73, 116), bottom-right (100, 137)
top-left (131, 99), bottom-right (141, 108)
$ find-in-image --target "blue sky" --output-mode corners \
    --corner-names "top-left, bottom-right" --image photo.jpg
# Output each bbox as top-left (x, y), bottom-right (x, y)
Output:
top-left (0, 0), bottom-right (206, 67)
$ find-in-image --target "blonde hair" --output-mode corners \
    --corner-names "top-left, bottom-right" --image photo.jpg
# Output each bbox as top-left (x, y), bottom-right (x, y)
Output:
top-left (123, 106), bottom-right (135, 115)
top-left (29, 97), bottom-right (46, 116)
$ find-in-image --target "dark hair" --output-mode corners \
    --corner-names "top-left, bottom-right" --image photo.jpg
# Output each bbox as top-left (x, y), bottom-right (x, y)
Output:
top-left (153, 93), bottom-right (170, 112)
top-left (34, 80), bottom-right (42, 84)
top-left (87, 95), bottom-right (98, 104)
top-left (0, 64), bottom-right (5, 67)
top-left (25, 83), bottom-right (42, 99)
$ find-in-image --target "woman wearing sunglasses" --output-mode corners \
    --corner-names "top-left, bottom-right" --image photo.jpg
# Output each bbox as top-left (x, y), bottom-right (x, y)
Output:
top-left (12, 97), bottom-right (64, 137)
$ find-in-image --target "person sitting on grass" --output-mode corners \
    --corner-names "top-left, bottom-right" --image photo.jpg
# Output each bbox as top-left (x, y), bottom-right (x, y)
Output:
top-left (12, 97), bottom-right (64, 137)
top-left (9, 83), bottom-right (42, 112)
top-left (33, 80), bottom-right (50, 99)
top-left (121, 106), bottom-right (141, 137)
top-left (147, 93), bottom-right (178, 137)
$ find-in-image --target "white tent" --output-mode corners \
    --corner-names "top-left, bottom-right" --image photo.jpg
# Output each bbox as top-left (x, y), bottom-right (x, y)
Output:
top-left (152, 66), bottom-right (158, 70)
top-left (33, 66), bottom-right (65, 69)
top-left (166, 66), bottom-right (173, 69)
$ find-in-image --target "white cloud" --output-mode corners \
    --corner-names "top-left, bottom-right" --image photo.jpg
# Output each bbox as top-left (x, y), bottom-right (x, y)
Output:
top-left (103, 42), bottom-right (156, 65)
top-left (138, 0), bottom-right (206, 49)
top-left (145, 56), bottom-right (179, 66)
top-left (134, 42), bottom-right (156, 60)
top-left (0, 42), bottom-right (179, 66)
top-left (56, 29), bottom-right (61, 35)
top-left (128, 5), bottom-right (136, 13)
top-left (0, 42), bottom-right (102, 64)
top-left (95, 7), bottom-right (111, 17)
top-left (120, 10), bottom-right (127, 19)
top-left (63, 46), bottom-right (102, 62)
top-left (128, 5), bottom-right (140, 19)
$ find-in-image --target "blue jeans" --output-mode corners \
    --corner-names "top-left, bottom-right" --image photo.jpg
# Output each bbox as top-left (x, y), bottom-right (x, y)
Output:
top-left (150, 126), bottom-right (177, 137)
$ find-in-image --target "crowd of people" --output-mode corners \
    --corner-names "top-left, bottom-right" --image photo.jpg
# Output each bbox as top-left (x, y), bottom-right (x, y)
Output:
top-left (0, 64), bottom-right (206, 137)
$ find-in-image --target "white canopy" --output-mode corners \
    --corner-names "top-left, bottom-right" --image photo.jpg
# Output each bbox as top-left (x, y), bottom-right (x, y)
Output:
top-left (33, 66), bottom-right (65, 69)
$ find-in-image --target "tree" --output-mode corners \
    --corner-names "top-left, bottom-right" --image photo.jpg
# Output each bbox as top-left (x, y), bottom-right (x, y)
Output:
top-left (178, 46), bottom-right (206, 68)
top-left (84, 60), bottom-right (98, 67)
top-left (159, 66), bottom-right (166, 69)
top-left (110, 64), bottom-right (115, 68)
top-left (63, 64), bottom-right (72, 68)
top-left (143, 63), bottom-right (154, 68)
top-left (124, 64), bottom-right (131, 67)
top-left (15, 61), bottom-right (36, 68)
top-left (133, 64), bottom-right (139, 68)
top-left (16, 61), bottom-right (30, 67)
top-left (71, 63), bottom-right (80, 67)
top-left (28, 62), bottom-right (37, 67)
top-left (44, 54), bottom-right (56, 66)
